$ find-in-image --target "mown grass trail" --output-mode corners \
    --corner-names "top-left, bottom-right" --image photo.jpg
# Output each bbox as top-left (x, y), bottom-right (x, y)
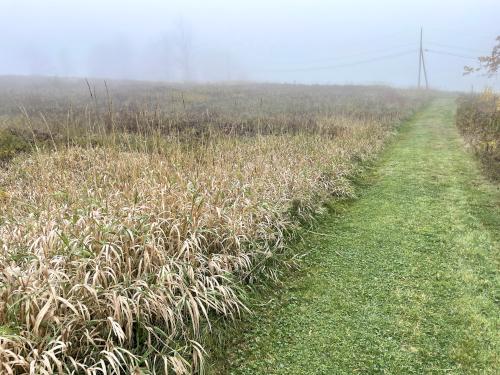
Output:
top-left (222, 99), bottom-right (499, 374)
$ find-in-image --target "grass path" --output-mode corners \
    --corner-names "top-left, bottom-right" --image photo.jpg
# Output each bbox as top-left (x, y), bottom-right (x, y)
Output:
top-left (221, 99), bottom-right (499, 374)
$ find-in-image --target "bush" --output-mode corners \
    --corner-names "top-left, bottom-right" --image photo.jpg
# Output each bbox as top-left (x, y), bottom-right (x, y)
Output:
top-left (456, 89), bottom-right (500, 180)
top-left (0, 129), bottom-right (30, 163)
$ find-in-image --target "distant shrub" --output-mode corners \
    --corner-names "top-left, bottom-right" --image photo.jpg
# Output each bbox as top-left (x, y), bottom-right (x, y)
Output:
top-left (0, 129), bottom-right (30, 163)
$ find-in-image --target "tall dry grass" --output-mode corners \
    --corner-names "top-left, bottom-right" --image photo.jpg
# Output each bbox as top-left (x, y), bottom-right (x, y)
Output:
top-left (0, 79), bottom-right (428, 374)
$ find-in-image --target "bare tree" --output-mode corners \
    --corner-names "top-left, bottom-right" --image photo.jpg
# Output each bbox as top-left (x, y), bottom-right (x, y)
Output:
top-left (174, 18), bottom-right (193, 82)
top-left (464, 36), bottom-right (500, 77)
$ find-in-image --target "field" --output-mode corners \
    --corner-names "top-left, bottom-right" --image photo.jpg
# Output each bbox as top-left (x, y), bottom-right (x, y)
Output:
top-left (0, 77), bottom-right (428, 374)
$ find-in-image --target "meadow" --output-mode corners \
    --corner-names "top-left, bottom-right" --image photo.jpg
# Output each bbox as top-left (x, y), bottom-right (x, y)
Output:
top-left (0, 77), bottom-right (428, 374)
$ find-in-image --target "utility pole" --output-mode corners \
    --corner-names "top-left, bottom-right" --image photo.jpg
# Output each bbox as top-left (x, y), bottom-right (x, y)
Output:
top-left (418, 28), bottom-right (422, 89)
top-left (418, 27), bottom-right (429, 89)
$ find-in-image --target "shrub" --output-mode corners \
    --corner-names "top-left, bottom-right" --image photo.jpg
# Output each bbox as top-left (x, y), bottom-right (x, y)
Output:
top-left (0, 129), bottom-right (30, 163)
top-left (456, 89), bottom-right (500, 180)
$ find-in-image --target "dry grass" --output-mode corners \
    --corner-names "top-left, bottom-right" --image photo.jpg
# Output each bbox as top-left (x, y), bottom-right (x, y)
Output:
top-left (0, 78), bottom-right (428, 374)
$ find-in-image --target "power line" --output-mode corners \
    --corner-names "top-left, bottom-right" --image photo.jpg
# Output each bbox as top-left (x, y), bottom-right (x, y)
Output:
top-left (426, 41), bottom-right (489, 55)
top-left (425, 49), bottom-right (478, 60)
top-left (259, 49), bottom-right (417, 73)
top-left (250, 28), bottom-right (490, 85)
top-left (267, 43), bottom-right (419, 66)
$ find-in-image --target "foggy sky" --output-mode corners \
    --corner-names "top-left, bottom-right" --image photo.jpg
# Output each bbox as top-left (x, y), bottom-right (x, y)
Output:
top-left (0, 0), bottom-right (499, 91)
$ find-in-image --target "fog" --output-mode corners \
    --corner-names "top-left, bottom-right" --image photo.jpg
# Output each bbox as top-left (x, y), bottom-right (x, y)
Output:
top-left (0, 0), bottom-right (498, 91)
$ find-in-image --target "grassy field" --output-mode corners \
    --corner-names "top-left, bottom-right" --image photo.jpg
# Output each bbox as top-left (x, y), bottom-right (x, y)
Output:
top-left (221, 99), bottom-right (499, 374)
top-left (0, 77), bottom-right (428, 374)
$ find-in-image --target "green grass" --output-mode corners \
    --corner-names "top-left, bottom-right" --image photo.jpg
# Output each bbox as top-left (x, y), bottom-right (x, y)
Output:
top-left (217, 99), bottom-right (499, 374)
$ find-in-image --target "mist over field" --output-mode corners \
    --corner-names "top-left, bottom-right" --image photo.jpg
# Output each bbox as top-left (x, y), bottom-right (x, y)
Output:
top-left (0, 0), bottom-right (498, 90)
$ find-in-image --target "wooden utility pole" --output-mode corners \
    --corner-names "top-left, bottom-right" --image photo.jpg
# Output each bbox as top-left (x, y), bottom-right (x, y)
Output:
top-left (418, 27), bottom-right (429, 89)
top-left (418, 28), bottom-right (422, 89)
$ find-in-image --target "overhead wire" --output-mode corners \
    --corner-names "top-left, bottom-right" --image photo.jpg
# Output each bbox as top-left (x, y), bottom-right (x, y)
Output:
top-left (259, 49), bottom-right (418, 73)
top-left (424, 49), bottom-right (478, 60)
top-left (252, 34), bottom-right (491, 74)
top-left (267, 43), bottom-right (419, 66)
top-left (426, 41), bottom-right (489, 55)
